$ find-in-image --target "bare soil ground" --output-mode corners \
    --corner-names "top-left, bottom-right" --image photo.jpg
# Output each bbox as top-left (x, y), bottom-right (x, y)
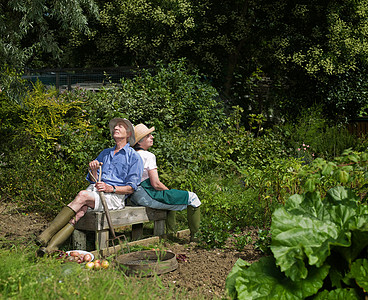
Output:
top-left (0, 203), bottom-right (263, 299)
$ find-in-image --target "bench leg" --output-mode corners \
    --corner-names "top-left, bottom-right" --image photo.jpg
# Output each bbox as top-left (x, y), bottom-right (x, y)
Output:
top-left (154, 219), bottom-right (166, 236)
top-left (96, 229), bottom-right (109, 250)
top-left (132, 223), bottom-right (143, 240)
top-left (72, 229), bottom-right (87, 250)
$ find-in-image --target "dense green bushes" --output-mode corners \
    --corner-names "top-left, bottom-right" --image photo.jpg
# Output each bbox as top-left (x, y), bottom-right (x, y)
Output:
top-left (1, 61), bottom-right (367, 246)
top-left (280, 106), bottom-right (358, 160)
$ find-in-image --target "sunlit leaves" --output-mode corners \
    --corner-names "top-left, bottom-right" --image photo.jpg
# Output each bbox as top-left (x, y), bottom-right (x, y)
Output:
top-left (1, 0), bottom-right (98, 67)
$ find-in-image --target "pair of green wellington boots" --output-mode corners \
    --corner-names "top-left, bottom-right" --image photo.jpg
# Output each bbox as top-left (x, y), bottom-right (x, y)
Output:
top-left (166, 206), bottom-right (200, 242)
top-left (36, 206), bottom-right (76, 257)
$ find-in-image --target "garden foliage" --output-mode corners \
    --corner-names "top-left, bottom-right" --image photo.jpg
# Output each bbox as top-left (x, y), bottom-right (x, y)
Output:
top-left (1, 60), bottom-right (368, 244)
top-left (226, 186), bottom-right (368, 299)
top-left (280, 106), bottom-right (358, 160)
top-left (0, 60), bottom-right (228, 216)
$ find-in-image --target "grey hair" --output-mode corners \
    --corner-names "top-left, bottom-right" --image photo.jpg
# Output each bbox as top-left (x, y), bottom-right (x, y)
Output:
top-left (133, 135), bottom-right (148, 150)
top-left (110, 121), bottom-right (131, 135)
top-left (138, 136), bottom-right (147, 144)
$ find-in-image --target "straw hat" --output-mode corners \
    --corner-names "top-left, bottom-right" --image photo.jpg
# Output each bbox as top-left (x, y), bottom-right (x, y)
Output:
top-left (133, 124), bottom-right (155, 146)
top-left (109, 118), bottom-right (135, 145)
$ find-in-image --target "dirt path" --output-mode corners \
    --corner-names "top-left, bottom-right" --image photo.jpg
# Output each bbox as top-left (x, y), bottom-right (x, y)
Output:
top-left (159, 241), bottom-right (262, 299)
top-left (0, 203), bottom-right (263, 299)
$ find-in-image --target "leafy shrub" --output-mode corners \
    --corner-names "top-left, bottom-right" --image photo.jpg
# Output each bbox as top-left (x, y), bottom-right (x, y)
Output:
top-left (297, 149), bottom-right (368, 198)
top-left (241, 156), bottom-right (304, 206)
top-left (196, 171), bottom-right (275, 232)
top-left (22, 83), bottom-right (107, 167)
top-left (0, 92), bottom-right (24, 155)
top-left (0, 66), bottom-right (28, 105)
top-left (21, 83), bottom-right (89, 140)
top-left (233, 232), bottom-right (253, 252)
top-left (152, 106), bottom-right (288, 191)
top-left (0, 84), bottom-right (108, 215)
top-left (81, 59), bottom-right (226, 130)
top-left (0, 146), bottom-right (87, 215)
top-left (198, 214), bottom-right (231, 249)
top-left (226, 186), bottom-right (368, 299)
top-left (125, 59), bottom-right (225, 129)
top-left (280, 106), bottom-right (357, 160)
top-left (253, 228), bottom-right (272, 255)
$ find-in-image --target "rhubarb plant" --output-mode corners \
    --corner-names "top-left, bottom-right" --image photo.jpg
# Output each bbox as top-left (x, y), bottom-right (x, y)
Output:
top-left (226, 186), bottom-right (368, 299)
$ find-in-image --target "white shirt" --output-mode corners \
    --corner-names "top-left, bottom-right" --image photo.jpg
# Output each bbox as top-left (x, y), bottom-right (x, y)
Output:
top-left (137, 150), bottom-right (157, 182)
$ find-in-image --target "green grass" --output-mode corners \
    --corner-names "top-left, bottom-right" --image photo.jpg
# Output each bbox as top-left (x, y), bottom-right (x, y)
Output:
top-left (0, 244), bottom-right (202, 300)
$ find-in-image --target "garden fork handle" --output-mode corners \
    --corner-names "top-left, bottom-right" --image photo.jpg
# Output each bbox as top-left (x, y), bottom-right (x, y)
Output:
top-left (98, 163), bottom-right (117, 239)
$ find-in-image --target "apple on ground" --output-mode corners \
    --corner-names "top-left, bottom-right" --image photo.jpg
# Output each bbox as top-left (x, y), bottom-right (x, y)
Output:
top-left (94, 261), bottom-right (101, 270)
top-left (86, 262), bottom-right (95, 270)
top-left (101, 260), bottom-right (109, 269)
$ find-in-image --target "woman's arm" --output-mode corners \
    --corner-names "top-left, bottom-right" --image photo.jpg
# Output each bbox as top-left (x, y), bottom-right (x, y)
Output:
top-left (148, 169), bottom-right (169, 191)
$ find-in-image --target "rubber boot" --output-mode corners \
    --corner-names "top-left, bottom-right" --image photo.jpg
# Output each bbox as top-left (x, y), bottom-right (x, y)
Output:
top-left (36, 206), bottom-right (75, 246)
top-left (36, 223), bottom-right (74, 257)
top-left (165, 210), bottom-right (177, 240)
top-left (187, 206), bottom-right (200, 242)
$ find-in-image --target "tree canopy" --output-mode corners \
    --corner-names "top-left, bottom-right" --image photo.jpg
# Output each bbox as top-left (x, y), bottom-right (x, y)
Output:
top-left (0, 0), bottom-right (98, 68)
top-left (2, 0), bottom-right (368, 121)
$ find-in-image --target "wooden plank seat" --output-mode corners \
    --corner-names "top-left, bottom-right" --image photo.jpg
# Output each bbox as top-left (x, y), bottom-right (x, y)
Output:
top-left (72, 206), bottom-right (167, 251)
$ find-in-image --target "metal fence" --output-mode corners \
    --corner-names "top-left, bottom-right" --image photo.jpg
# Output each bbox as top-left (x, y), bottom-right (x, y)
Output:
top-left (22, 67), bottom-right (139, 91)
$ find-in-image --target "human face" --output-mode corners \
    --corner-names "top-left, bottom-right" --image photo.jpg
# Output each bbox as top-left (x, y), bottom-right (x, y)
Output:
top-left (139, 133), bottom-right (154, 150)
top-left (113, 121), bottom-right (131, 141)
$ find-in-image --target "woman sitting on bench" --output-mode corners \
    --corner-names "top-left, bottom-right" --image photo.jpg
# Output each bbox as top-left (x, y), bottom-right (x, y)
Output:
top-left (130, 124), bottom-right (201, 242)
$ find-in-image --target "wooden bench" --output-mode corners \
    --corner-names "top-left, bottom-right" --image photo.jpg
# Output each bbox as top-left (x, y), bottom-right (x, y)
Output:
top-left (72, 206), bottom-right (167, 251)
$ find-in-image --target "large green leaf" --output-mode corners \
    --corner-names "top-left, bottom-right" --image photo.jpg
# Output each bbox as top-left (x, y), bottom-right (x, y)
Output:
top-left (270, 188), bottom-right (364, 281)
top-left (326, 186), bottom-right (359, 207)
top-left (331, 202), bottom-right (368, 264)
top-left (225, 258), bottom-right (251, 299)
top-left (285, 191), bottom-right (328, 220)
top-left (348, 259), bottom-right (368, 293)
top-left (313, 288), bottom-right (361, 299)
top-left (271, 206), bottom-right (347, 281)
top-left (336, 229), bottom-right (368, 265)
top-left (227, 186), bottom-right (368, 299)
top-left (234, 256), bottom-right (329, 300)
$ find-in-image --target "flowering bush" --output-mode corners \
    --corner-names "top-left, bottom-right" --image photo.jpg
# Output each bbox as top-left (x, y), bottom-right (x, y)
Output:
top-left (296, 143), bottom-right (315, 164)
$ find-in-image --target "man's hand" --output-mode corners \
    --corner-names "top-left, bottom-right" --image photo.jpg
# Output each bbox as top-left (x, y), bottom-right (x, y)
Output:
top-left (89, 160), bottom-right (100, 171)
top-left (95, 182), bottom-right (113, 193)
top-left (88, 160), bottom-right (102, 183)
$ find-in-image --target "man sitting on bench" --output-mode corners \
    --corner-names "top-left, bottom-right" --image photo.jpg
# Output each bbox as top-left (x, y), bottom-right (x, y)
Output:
top-left (36, 118), bottom-right (143, 256)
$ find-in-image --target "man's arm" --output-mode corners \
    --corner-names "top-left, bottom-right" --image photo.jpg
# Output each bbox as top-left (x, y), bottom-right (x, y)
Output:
top-left (95, 149), bottom-right (143, 194)
top-left (115, 185), bottom-right (134, 194)
top-left (95, 182), bottom-right (134, 194)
